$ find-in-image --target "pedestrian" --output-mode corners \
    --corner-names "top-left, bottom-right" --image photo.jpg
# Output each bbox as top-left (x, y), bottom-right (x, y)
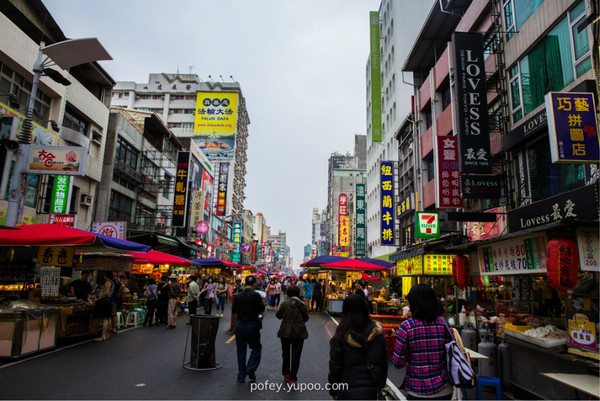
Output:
top-left (232, 275), bottom-right (265, 384)
top-left (392, 284), bottom-right (453, 400)
top-left (166, 274), bottom-right (181, 329)
top-left (93, 272), bottom-right (114, 342)
top-left (215, 276), bottom-right (228, 317)
top-left (143, 277), bottom-right (158, 327)
top-left (266, 279), bottom-right (276, 310)
top-left (202, 276), bottom-right (216, 315)
top-left (296, 278), bottom-right (305, 297)
top-left (273, 278), bottom-right (281, 309)
top-left (156, 274), bottom-right (169, 325)
top-left (312, 279), bottom-right (323, 312)
top-left (186, 275), bottom-right (200, 322)
top-left (303, 279), bottom-right (313, 312)
top-left (110, 274), bottom-right (124, 335)
top-left (282, 277), bottom-right (290, 301)
top-left (276, 285), bottom-right (309, 386)
top-left (69, 270), bottom-right (92, 301)
top-left (328, 294), bottom-right (387, 400)
top-left (366, 282), bottom-right (374, 314)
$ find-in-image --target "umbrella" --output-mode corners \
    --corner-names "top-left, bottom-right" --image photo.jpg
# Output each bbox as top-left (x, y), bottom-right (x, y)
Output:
top-left (191, 257), bottom-right (223, 266)
top-left (358, 258), bottom-right (395, 268)
top-left (124, 250), bottom-right (191, 266)
top-left (236, 266), bottom-right (256, 271)
top-left (321, 259), bottom-right (389, 271)
top-left (221, 260), bottom-right (241, 268)
top-left (300, 255), bottom-right (348, 267)
top-left (0, 224), bottom-right (149, 252)
top-left (361, 272), bottom-right (382, 281)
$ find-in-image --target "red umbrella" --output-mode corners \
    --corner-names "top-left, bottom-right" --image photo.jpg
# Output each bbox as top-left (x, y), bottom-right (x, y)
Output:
top-left (321, 259), bottom-right (389, 271)
top-left (236, 266), bottom-right (256, 271)
top-left (361, 272), bottom-right (382, 281)
top-left (124, 250), bottom-right (191, 266)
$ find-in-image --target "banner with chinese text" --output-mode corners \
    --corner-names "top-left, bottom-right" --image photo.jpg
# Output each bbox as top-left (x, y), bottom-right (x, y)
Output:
top-left (435, 136), bottom-right (463, 208)
top-left (478, 234), bottom-right (548, 275)
top-left (172, 152), bottom-right (190, 227)
top-left (355, 184), bottom-right (366, 257)
top-left (380, 161), bottom-right (394, 245)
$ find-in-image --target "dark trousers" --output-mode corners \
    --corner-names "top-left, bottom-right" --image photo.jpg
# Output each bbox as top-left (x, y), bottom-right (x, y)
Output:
top-left (188, 299), bottom-right (198, 319)
top-left (274, 293), bottom-right (280, 306)
top-left (144, 299), bottom-right (157, 325)
top-left (203, 297), bottom-right (213, 315)
top-left (157, 301), bottom-right (167, 324)
top-left (312, 295), bottom-right (322, 311)
top-left (281, 337), bottom-right (304, 381)
top-left (235, 320), bottom-right (261, 380)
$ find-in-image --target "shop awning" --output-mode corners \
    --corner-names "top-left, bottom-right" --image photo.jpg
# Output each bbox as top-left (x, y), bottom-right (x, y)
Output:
top-left (361, 273), bottom-right (382, 281)
top-left (321, 259), bottom-right (389, 271)
top-left (0, 224), bottom-right (149, 253)
top-left (191, 257), bottom-right (223, 267)
top-left (358, 258), bottom-right (394, 268)
top-left (156, 234), bottom-right (180, 247)
top-left (300, 255), bottom-right (348, 267)
top-left (124, 250), bottom-right (191, 266)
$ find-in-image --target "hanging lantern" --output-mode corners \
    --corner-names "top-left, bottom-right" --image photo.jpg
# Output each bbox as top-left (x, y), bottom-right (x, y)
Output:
top-left (452, 255), bottom-right (470, 288)
top-left (547, 238), bottom-right (579, 291)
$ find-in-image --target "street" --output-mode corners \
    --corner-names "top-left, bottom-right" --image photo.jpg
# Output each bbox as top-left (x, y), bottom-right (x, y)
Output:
top-left (0, 304), bottom-right (406, 400)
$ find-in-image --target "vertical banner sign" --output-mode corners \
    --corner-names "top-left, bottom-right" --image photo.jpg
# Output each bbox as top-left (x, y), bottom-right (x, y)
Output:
top-left (190, 190), bottom-right (205, 230)
top-left (380, 161), bottom-right (395, 245)
top-left (251, 240), bottom-right (258, 264)
top-left (172, 152), bottom-right (190, 227)
top-left (451, 32), bottom-right (491, 174)
top-left (216, 163), bottom-right (229, 216)
top-left (370, 11), bottom-right (382, 143)
top-left (201, 169), bottom-right (214, 216)
top-left (233, 222), bottom-right (242, 263)
top-left (50, 175), bottom-right (70, 214)
top-left (339, 216), bottom-right (350, 247)
top-left (545, 92), bottom-right (599, 163)
top-left (435, 136), bottom-right (464, 208)
top-left (355, 184), bottom-right (366, 257)
top-left (338, 193), bottom-right (348, 245)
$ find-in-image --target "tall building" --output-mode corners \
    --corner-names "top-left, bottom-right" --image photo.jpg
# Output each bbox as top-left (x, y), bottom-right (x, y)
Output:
top-left (267, 230), bottom-right (288, 271)
top-left (365, 1), bottom-right (430, 259)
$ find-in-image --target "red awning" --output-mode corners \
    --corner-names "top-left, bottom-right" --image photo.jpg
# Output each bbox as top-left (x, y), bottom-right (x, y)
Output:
top-left (124, 250), bottom-right (191, 266)
top-left (361, 272), bottom-right (382, 281)
top-left (221, 260), bottom-right (241, 268)
top-left (321, 259), bottom-right (389, 271)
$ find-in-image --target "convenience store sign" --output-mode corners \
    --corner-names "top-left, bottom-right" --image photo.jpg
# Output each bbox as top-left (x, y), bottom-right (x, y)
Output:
top-left (478, 234), bottom-right (547, 275)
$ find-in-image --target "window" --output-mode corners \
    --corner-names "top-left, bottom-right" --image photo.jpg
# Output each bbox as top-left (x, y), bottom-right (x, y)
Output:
top-left (162, 175), bottom-right (172, 198)
top-left (115, 137), bottom-right (138, 170)
top-left (109, 191), bottom-right (134, 222)
top-left (0, 61), bottom-right (51, 123)
top-left (142, 156), bottom-right (159, 182)
top-left (503, 0), bottom-right (547, 40)
top-left (423, 105), bottom-right (432, 129)
top-left (63, 107), bottom-right (89, 136)
top-left (440, 85), bottom-right (451, 110)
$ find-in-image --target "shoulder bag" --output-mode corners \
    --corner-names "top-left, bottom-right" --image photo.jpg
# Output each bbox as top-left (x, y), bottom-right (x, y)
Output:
top-left (443, 320), bottom-right (476, 388)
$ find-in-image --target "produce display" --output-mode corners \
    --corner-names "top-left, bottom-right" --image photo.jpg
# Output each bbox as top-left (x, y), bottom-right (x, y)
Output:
top-left (524, 325), bottom-right (567, 340)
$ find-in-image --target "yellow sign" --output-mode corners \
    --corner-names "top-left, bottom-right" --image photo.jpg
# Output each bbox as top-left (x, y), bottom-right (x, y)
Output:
top-left (194, 92), bottom-right (238, 135)
top-left (423, 254), bottom-right (454, 275)
top-left (397, 256), bottom-right (423, 276)
top-left (38, 246), bottom-right (74, 267)
top-left (339, 216), bottom-right (350, 246)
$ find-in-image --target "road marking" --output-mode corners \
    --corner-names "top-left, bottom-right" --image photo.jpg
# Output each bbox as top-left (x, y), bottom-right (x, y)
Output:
top-left (135, 383), bottom-right (146, 387)
top-left (225, 334), bottom-right (236, 343)
top-left (328, 313), bottom-right (405, 400)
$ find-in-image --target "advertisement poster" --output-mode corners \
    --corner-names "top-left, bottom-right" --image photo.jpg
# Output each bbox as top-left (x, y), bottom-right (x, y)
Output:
top-left (26, 146), bottom-right (87, 175)
top-left (568, 316), bottom-right (596, 351)
top-left (194, 92), bottom-right (238, 161)
top-left (49, 214), bottom-right (76, 227)
top-left (577, 227), bottom-right (599, 272)
top-left (465, 206), bottom-right (507, 242)
top-left (479, 235), bottom-right (548, 275)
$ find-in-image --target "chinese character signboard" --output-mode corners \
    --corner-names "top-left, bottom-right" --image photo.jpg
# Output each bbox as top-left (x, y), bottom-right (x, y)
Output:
top-left (423, 254), bottom-right (454, 275)
top-left (92, 221), bottom-right (126, 239)
top-left (461, 175), bottom-right (501, 199)
top-left (478, 234), bottom-right (548, 275)
top-left (465, 206), bottom-right (506, 242)
top-left (233, 222), bottom-right (242, 263)
top-left (370, 11), bottom-right (382, 143)
top-left (251, 240), bottom-right (257, 264)
top-left (435, 136), bottom-right (463, 208)
top-left (50, 175), bottom-right (70, 214)
top-left (398, 193), bottom-right (416, 218)
top-left (38, 246), bottom-right (74, 267)
top-left (577, 227), bottom-right (599, 272)
top-left (397, 255), bottom-right (423, 276)
top-left (568, 317), bottom-right (596, 351)
top-left (190, 190), bottom-right (205, 230)
top-left (49, 214), bottom-right (75, 227)
top-left (415, 212), bottom-right (440, 239)
top-left (172, 152), bottom-right (190, 227)
top-left (25, 146), bottom-right (87, 175)
top-left (339, 194), bottom-right (348, 216)
top-left (380, 161), bottom-right (395, 245)
top-left (216, 163), bottom-right (229, 216)
top-left (193, 91), bottom-right (238, 161)
top-left (451, 32), bottom-right (492, 174)
top-left (545, 92), bottom-right (599, 163)
top-left (339, 216), bottom-right (350, 247)
top-left (355, 184), bottom-right (366, 257)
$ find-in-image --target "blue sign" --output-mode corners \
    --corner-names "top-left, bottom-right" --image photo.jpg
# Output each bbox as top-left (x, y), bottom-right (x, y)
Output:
top-left (380, 161), bottom-right (395, 246)
top-left (545, 92), bottom-right (599, 163)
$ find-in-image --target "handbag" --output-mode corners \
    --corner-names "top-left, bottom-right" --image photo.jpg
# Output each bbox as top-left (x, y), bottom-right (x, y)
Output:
top-left (364, 350), bottom-right (395, 400)
top-left (443, 320), bottom-right (476, 388)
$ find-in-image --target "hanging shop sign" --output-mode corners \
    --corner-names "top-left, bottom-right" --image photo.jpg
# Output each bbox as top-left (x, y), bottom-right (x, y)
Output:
top-left (49, 214), bottom-right (76, 227)
top-left (415, 211), bottom-right (440, 239)
top-left (423, 254), bottom-right (455, 275)
top-left (545, 92), bottom-right (599, 163)
top-left (451, 32), bottom-right (492, 174)
top-left (397, 255), bottom-right (423, 276)
top-left (507, 184), bottom-right (599, 232)
top-left (355, 184), bottom-right (366, 257)
top-left (370, 11), bottom-right (382, 143)
top-left (398, 193), bottom-right (416, 218)
top-left (339, 216), bottom-right (350, 247)
top-left (339, 193), bottom-right (348, 216)
top-left (233, 222), bottom-right (242, 263)
top-left (92, 221), bottom-right (126, 239)
top-left (50, 175), bottom-right (71, 214)
top-left (38, 246), bottom-right (74, 267)
top-left (196, 220), bottom-right (209, 235)
top-left (461, 175), bottom-right (501, 199)
top-left (465, 206), bottom-right (507, 242)
top-left (478, 234), bottom-right (548, 275)
top-left (577, 227), bottom-right (599, 272)
top-left (25, 145), bottom-right (87, 175)
top-left (172, 151), bottom-right (190, 227)
top-left (190, 190), bottom-right (205, 230)
top-left (380, 161), bottom-right (395, 245)
top-left (503, 109), bottom-right (547, 151)
top-left (216, 163), bottom-right (229, 216)
top-left (75, 254), bottom-right (133, 272)
top-left (435, 136), bottom-right (463, 208)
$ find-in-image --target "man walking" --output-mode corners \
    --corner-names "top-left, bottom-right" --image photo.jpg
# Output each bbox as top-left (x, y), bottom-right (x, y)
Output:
top-left (232, 275), bottom-right (265, 383)
top-left (186, 275), bottom-right (200, 323)
top-left (166, 274), bottom-right (181, 329)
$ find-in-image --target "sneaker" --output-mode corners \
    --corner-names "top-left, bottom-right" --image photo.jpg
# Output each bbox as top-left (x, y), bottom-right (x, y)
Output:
top-left (237, 377), bottom-right (245, 383)
top-left (284, 374), bottom-right (291, 382)
top-left (290, 380), bottom-right (296, 386)
top-left (247, 370), bottom-right (256, 383)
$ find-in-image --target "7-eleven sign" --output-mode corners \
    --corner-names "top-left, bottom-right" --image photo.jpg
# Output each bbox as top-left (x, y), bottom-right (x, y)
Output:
top-left (415, 212), bottom-right (440, 238)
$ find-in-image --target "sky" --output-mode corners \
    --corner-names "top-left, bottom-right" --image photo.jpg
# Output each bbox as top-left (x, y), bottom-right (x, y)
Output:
top-left (42, 0), bottom-right (397, 267)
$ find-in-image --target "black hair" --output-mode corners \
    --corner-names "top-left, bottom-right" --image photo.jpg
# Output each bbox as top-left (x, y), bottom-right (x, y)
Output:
top-left (287, 285), bottom-right (301, 298)
top-left (188, 275), bottom-right (197, 281)
top-left (148, 277), bottom-right (156, 285)
top-left (330, 294), bottom-right (373, 347)
top-left (245, 275), bottom-right (257, 287)
top-left (406, 283), bottom-right (440, 323)
top-left (105, 272), bottom-right (114, 280)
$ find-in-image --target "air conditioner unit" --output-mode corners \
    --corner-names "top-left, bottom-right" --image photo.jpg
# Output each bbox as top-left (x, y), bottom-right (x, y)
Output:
top-left (80, 195), bottom-right (92, 206)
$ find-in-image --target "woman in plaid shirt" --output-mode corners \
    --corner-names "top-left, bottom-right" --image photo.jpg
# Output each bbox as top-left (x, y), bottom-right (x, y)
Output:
top-left (393, 284), bottom-right (454, 400)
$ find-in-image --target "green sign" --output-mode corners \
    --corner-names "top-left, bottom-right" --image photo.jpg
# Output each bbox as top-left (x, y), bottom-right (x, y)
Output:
top-left (415, 212), bottom-right (440, 239)
top-left (355, 184), bottom-right (366, 257)
top-left (50, 175), bottom-right (70, 214)
top-left (370, 11), bottom-right (382, 142)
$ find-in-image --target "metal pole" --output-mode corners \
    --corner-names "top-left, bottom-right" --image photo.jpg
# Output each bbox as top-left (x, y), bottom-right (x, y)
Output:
top-left (6, 44), bottom-right (44, 226)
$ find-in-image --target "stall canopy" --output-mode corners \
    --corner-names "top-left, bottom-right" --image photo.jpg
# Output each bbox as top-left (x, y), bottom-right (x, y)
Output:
top-left (237, 266), bottom-right (256, 271)
top-left (0, 224), bottom-right (149, 253)
top-left (124, 250), bottom-right (192, 266)
top-left (191, 257), bottom-right (223, 267)
top-left (300, 255), bottom-right (348, 267)
top-left (258, 269), bottom-right (274, 275)
top-left (321, 259), bottom-right (389, 271)
top-left (358, 258), bottom-right (394, 268)
top-left (361, 272), bottom-right (382, 281)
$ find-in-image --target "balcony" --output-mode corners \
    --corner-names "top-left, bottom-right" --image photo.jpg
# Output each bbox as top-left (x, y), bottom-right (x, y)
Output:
top-left (114, 159), bottom-right (143, 183)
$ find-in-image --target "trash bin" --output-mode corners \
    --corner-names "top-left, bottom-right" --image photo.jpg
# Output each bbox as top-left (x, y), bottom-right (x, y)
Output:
top-left (188, 314), bottom-right (220, 370)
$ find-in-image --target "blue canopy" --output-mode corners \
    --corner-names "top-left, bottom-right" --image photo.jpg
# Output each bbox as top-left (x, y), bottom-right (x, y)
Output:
top-left (357, 258), bottom-right (394, 268)
top-left (191, 257), bottom-right (223, 267)
top-left (96, 233), bottom-right (149, 252)
top-left (300, 255), bottom-right (348, 267)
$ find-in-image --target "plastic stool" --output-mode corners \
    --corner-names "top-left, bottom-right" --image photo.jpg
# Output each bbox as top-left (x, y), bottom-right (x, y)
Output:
top-left (134, 308), bottom-right (146, 323)
top-left (476, 376), bottom-right (502, 400)
top-left (116, 311), bottom-right (125, 329)
top-left (125, 311), bottom-right (139, 327)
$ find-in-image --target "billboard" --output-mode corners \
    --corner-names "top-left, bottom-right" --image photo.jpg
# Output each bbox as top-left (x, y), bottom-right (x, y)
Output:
top-left (380, 161), bottom-right (394, 245)
top-left (451, 32), bottom-right (492, 174)
top-left (370, 11), bottom-right (382, 143)
top-left (435, 136), bottom-right (464, 208)
top-left (25, 145), bottom-right (87, 175)
top-left (355, 184), bottom-right (366, 257)
top-left (194, 91), bottom-right (238, 161)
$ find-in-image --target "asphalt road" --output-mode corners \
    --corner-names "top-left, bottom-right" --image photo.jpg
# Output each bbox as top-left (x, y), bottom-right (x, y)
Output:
top-left (0, 303), bottom-right (408, 400)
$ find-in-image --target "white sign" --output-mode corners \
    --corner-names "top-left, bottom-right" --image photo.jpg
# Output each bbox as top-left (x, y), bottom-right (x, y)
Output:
top-left (478, 234), bottom-right (548, 275)
top-left (577, 228), bottom-right (599, 272)
top-left (92, 221), bottom-right (126, 240)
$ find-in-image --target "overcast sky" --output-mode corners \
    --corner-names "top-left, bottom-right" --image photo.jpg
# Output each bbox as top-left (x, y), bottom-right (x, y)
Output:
top-left (43, 0), bottom-right (418, 267)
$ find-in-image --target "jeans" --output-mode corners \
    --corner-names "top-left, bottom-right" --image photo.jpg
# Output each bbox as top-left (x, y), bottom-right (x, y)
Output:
top-left (144, 299), bottom-right (157, 325)
top-left (203, 297), bottom-right (213, 315)
top-left (281, 338), bottom-right (304, 381)
top-left (235, 320), bottom-right (261, 380)
top-left (216, 294), bottom-right (226, 312)
top-left (273, 293), bottom-right (280, 307)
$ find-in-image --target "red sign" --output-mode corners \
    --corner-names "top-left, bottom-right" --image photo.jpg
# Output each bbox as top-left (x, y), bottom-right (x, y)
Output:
top-left (436, 136), bottom-right (464, 208)
top-left (49, 214), bottom-right (75, 227)
top-left (339, 193), bottom-right (348, 216)
top-left (201, 169), bottom-right (213, 214)
top-left (251, 240), bottom-right (257, 264)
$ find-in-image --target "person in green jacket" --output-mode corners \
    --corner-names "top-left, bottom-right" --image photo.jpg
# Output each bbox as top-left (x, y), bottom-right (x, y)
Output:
top-left (275, 285), bottom-right (309, 385)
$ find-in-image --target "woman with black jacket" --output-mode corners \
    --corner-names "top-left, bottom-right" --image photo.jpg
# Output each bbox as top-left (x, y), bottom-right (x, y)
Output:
top-left (328, 294), bottom-right (388, 400)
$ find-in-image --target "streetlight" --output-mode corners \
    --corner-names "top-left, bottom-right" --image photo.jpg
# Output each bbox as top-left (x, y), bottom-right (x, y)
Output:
top-left (5, 38), bottom-right (112, 226)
